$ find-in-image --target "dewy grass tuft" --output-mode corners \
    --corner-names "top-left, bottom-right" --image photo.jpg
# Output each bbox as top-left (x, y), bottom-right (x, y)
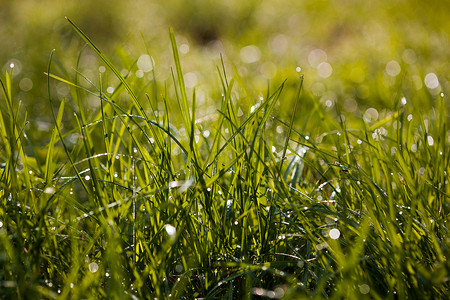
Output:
top-left (0, 18), bottom-right (448, 299)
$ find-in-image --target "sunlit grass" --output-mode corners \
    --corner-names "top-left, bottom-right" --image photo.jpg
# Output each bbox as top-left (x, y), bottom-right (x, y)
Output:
top-left (0, 17), bottom-right (449, 299)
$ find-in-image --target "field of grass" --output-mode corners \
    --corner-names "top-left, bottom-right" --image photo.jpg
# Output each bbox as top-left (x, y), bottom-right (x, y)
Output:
top-left (1, 1), bottom-right (450, 299)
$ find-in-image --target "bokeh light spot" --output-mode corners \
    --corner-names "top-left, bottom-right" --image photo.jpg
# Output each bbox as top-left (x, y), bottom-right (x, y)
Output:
top-left (385, 60), bottom-right (401, 77)
top-left (19, 78), bottom-right (33, 91)
top-left (240, 45), bottom-right (261, 64)
top-left (184, 72), bottom-right (198, 88)
top-left (137, 54), bottom-right (154, 72)
top-left (308, 49), bottom-right (327, 68)
top-left (317, 62), bottom-right (332, 78)
top-left (329, 228), bottom-right (340, 239)
top-left (424, 73), bottom-right (439, 89)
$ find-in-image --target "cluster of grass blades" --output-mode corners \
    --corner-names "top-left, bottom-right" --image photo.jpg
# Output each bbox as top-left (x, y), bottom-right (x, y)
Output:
top-left (1, 18), bottom-right (449, 299)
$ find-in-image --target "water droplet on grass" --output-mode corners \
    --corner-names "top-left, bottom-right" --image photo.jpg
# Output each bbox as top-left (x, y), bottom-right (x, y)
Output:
top-left (359, 284), bottom-right (370, 294)
top-left (44, 187), bottom-right (56, 194)
top-left (136, 70), bottom-right (144, 78)
top-left (165, 224), bottom-right (176, 237)
top-left (329, 228), bottom-right (340, 239)
top-left (89, 262), bottom-right (99, 273)
top-left (296, 66), bottom-right (302, 72)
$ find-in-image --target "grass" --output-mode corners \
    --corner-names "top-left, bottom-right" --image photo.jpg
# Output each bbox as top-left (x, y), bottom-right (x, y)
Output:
top-left (0, 17), bottom-right (449, 299)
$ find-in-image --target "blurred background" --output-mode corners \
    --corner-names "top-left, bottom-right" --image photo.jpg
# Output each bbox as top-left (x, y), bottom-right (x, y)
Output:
top-left (1, 0), bottom-right (449, 145)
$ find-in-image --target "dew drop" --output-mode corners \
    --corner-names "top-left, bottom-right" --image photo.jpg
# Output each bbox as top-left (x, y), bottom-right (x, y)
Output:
top-left (89, 262), bottom-right (99, 273)
top-left (44, 187), bottom-right (55, 194)
top-left (329, 228), bottom-right (340, 239)
top-left (407, 114), bottom-right (413, 122)
top-left (165, 224), bottom-right (176, 237)
top-left (359, 284), bottom-right (370, 294)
